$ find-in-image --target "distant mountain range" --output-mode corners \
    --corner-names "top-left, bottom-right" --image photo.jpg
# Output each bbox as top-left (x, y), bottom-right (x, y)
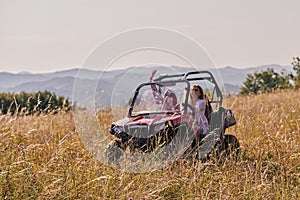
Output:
top-left (0, 65), bottom-right (294, 107)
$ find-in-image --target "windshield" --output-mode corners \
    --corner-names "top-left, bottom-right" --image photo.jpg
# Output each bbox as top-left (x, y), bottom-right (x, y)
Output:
top-left (131, 81), bottom-right (189, 115)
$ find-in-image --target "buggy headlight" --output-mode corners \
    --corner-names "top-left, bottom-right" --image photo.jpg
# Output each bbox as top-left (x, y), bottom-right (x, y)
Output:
top-left (110, 125), bottom-right (124, 136)
top-left (113, 126), bottom-right (124, 134)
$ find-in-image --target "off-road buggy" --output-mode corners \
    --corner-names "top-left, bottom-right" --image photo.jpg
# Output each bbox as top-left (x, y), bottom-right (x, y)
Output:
top-left (105, 70), bottom-right (239, 163)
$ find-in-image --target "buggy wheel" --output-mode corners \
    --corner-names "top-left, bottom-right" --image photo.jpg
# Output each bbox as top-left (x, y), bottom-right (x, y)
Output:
top-left (223, 134), bottom-right (240, 160)
top-left (104, 141), bottom-right (122, 167)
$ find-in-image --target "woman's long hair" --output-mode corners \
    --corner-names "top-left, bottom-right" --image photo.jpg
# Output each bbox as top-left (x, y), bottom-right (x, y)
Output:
top-left (162, 91), bottom-right (178, 110)
top-left (192, 84), bottom-right (204, 99)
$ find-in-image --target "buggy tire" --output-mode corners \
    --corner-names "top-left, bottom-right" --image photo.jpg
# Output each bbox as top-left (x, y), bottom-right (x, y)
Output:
top-left (223, 134), bottom-right (240, 160)
top-left (104, 141), bottom-right (122, 167)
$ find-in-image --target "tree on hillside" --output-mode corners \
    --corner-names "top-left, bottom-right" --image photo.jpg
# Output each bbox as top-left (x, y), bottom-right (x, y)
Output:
top-left (239, 68), bottom-right (292, 95)
top-left (291, 57), bottom-right (300, 88)
top-left (239, 73), bottom-right (259, 95)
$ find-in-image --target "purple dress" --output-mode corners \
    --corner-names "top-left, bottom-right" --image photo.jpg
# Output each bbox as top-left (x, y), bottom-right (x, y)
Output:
top-left (195, 99), bottom-right (209, 135)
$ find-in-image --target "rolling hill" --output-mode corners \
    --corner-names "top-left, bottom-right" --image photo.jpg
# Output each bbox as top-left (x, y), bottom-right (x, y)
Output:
top-left (0, 65), bottom-right (293, 107)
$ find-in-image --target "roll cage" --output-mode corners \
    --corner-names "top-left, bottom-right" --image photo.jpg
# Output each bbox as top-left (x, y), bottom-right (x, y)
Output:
top-left (154, 71), bottom-right (223, 106)
top-left (128, 70), bottom-right (223, 117)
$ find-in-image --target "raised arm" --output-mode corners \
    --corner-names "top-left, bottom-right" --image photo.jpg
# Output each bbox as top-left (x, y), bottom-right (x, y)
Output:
top-left (149, 69), bottom-right (163, 104)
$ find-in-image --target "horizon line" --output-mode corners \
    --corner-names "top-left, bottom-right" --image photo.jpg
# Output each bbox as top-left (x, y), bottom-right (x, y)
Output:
top-left (0, 63), bottom-right (293, 74)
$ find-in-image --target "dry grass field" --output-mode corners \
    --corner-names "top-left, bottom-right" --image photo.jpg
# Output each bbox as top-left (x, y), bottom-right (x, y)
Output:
top-left (0, 90), bottom-right (299, 199)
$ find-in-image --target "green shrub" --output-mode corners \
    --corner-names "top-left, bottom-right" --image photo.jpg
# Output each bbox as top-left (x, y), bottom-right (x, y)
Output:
top-left (0, 91), bottom-right (71, 115)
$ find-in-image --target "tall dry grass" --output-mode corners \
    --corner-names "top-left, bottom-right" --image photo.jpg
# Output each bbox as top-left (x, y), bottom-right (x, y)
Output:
top-left (0, 90), bottom-right (299, 199)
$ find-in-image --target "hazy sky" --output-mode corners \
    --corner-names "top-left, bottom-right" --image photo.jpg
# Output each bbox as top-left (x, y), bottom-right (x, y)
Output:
top-left (0, 0), bottom-right (299, 73)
